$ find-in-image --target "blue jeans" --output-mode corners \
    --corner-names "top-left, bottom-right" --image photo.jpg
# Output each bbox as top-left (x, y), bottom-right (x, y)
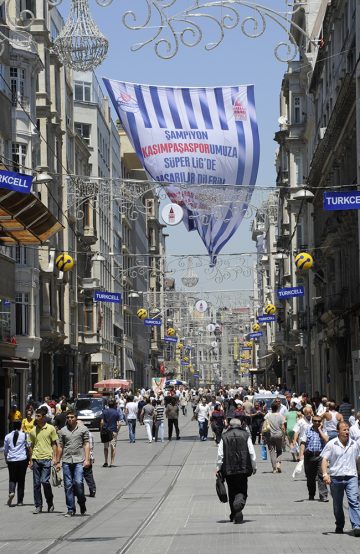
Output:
top-left (62, 462), bottom-right (86, 513)
top-left (330, 476), bottom-right (360, 529)
top-left (32, 459), bottom-right (53, 509)
top-left (128, 419), bottom-right (136, 443)
top-left (199, 420), bottom-right (208, 440)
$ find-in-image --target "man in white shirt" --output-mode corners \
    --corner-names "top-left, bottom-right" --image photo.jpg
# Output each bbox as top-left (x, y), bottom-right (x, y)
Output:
top-left (195, 398), bottom-right (210, 441)
top-left (321, 421), bottom-right (360, 535)
top-left (125, 396), bottom-right (138, 444)
top-left (316, 397), bottom-right (328, 416)
top-left (293, 407), bottom-right (313, 445)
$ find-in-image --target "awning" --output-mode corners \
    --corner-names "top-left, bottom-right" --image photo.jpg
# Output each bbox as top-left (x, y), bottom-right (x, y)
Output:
top-left (0, 188), bottom-right (63, 244)
top-left (125, 354), bottom-right (136, 373)
top-left (1, 358), bottom-right (30, 371)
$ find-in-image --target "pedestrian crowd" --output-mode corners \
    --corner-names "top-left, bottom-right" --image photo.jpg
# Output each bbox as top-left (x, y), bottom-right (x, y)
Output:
top-left (3, 384), bottom-right (360, 536)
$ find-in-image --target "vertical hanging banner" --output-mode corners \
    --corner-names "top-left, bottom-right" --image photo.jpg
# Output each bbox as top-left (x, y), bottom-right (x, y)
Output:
top-left (103, 79), bottom-right (260, 264)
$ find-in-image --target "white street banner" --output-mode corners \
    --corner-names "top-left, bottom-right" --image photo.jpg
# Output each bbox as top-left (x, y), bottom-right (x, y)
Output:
top-left (103, 79), bottom-right (260, 264)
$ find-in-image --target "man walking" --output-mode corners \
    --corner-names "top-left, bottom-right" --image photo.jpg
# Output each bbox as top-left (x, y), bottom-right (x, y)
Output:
top-left (195, 397), bottom-right (210, 441)
top-left (57, 410), bottom-right (90, 517)
top-left (321, 421), bottom-right (360, 535)
top-left (125, 395), bottom-right (138, 443)
top-left (28, 407), bottom-right (58, 514)
top-left (216, 418), bottom-right (256, 524)
top-left (350, 410), bottom-right (360, 442)
top-left (299, 415), bottom-right (329, 501)
top-left (166, 397), bottom-right (180, 440)
top-left (100, 399), bottom-right (122, 466)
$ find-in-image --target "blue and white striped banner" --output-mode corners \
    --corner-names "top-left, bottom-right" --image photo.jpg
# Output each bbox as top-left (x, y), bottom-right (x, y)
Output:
top-left (103, 80), bottom-right (260, 264)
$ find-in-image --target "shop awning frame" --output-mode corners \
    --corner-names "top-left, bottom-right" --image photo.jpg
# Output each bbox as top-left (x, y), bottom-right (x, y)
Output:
top-left (0, 188), bottom-right (63, 244)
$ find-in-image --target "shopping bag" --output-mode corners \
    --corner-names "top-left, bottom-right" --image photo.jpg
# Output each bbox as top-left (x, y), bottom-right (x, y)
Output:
top-left (261, 444), bottom-right (268, 461)
top-left (215, 472), bottom-right (228, 503)
top-left (292, 459), bottom-right (304, 479)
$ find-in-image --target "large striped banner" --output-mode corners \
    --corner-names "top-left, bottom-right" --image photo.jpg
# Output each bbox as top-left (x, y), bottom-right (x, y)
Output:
top-left (103, 79), bottom-right (260, 264)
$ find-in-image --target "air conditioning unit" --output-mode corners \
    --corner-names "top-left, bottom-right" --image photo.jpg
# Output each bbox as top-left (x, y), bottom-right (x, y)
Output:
top-left (319, 127), bottom-right (327, 140)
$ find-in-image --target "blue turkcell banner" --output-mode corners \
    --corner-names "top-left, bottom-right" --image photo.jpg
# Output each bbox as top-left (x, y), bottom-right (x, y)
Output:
top-left (144, 318), bottom-right (162, 327)
top-left (103, 79), bottom-right (260, 265)
top-left (241, 347), bottom-right (252, 351)
top-left (181, 361), bottom-right (190, 366)
top-left (94, 291), bottom-right (121, 303)
top-left (277, 286), bottom-right (304, 299)
top-left (249, 331), bottom-right (263, 338)
top-left (0, 169), bottom-right (33, 194)
top-left (164, 336), bottom-right (178, 343)
top-left (324, 191), bottom-right (360, 210)
top-left (257, 315), bottom-right (276, 322)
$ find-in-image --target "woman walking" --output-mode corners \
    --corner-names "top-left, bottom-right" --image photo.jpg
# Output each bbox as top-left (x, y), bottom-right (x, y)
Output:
top-left (140, 397), bottom-right (155, 443)
top-left (4, 420), bottom-right (29, 506)
top-left (265, 401), bottom-right (286, 473)
top-left (210, 402), bottom-right (225, 444)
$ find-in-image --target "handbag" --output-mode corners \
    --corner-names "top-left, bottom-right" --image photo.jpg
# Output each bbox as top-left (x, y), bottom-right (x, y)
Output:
top-left (215, 472), bottom-right (228, 503)
top-left (100, 427), bottom-right (113, 443)
top-left (262, 418), bottom-right (270, 434)
top-left (51, 465), bottom-right (63, 487)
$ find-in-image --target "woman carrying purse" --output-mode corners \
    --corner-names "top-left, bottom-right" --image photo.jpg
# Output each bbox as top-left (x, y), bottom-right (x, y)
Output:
top-left (4, 420), bottom-right (29, 506)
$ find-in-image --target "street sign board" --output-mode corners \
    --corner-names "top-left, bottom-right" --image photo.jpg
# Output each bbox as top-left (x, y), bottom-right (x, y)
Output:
top-left (164, 336), bottom-right (178, 343)
top-left (94, 291), bottom-right (121, 303)
top-left (241, 347), bottom-right (252, 351)
top-left (323, 191), bottom-right (360, 211)
top-left (144, 318), bottom-right (162, 326)
top-left (277, 286), bottom-right (304, 299)
top-left (248, 331), bottom-right (263, 338)
top-left (257, 314), bottom-right (276, 323)
top-left (0, 169), bottom-right (33, 194)
top-left (181, 361), bottom-right (189, 366)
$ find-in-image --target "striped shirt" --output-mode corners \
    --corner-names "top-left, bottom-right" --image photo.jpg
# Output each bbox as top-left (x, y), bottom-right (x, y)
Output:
top-left (155, 406), bottom-right (165, 421)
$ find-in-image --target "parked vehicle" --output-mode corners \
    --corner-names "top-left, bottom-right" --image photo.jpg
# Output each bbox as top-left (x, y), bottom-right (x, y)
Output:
top-left (74, 396), bottom-right (108, 430)
top-left (252, 394), bottom-right (288, 411)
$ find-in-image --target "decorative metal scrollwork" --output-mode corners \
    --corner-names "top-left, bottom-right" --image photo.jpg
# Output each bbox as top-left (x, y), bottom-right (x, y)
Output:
top-left (0, 1), bottom-right (316, 66)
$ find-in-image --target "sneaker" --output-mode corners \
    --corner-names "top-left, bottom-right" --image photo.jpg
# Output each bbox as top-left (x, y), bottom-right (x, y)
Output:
top-left (102, 462), bottom-right (108, 467)
top-left (319, 497), bottom-right (329, 502)
top-left (176, 436), bottom-right (181, 440)
top-left (47, 504), bottom-right (54, 513)
top-left (233, 512), bottom-right (243, 524)
top-left (17, 502), bottom-right (24, 506)
top-left (33, 507), bottom-right (42, 514)
top-left (80, 504), bottom-right (86, 515)
top-left (335, 527), bottom-right (343, 534)
top-left (7, 492), bottom-right (15, 507)
top-left (89, 491), bottom-right (96, 498)
top-left (64, 511), bottom-right (75, 517)
top-left (352, 528), bottom-right (360, 537)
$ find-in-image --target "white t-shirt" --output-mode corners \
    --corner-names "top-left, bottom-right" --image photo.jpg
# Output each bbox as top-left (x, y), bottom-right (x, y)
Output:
top-left (293, 417), bottom-right (312, 443)
top-left (126, 401), bottom-right (138, 420)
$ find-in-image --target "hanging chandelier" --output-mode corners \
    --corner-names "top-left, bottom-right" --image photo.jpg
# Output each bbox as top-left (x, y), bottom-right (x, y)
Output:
top-left (52, 0), bottom-right (109, 71)
top-left (181, 257), bottom-right (199, 288)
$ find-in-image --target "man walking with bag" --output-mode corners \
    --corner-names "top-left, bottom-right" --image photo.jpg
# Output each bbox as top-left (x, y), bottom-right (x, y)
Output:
top-left (216, 417), bottom-right (257, 524)
top-left (57, 410), bottom-right (90, 517)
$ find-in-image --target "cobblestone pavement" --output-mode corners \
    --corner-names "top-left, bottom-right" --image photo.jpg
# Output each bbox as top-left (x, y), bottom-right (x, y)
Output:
top-left (0, 415), bottom-right (359, 553)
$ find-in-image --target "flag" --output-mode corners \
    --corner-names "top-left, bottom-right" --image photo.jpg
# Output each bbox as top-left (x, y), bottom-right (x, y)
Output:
top-left (103, 79), bottom-right (260, 264)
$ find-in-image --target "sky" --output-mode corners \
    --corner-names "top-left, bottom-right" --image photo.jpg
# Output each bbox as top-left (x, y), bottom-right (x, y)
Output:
top-left (59, 0), bottom-right (292, 298)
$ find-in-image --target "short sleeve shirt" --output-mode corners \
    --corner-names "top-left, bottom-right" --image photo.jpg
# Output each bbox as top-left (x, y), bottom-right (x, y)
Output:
top-left (29, 423), bottom-right (58, 460)
top-left (102, 408), bottom-right (121, 432)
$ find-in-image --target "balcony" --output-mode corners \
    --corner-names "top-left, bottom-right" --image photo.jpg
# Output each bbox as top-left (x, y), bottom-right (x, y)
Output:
top-left (78, 329), bottom-right (102, 354)
top-left (80, 277), bottom-right (100, 291)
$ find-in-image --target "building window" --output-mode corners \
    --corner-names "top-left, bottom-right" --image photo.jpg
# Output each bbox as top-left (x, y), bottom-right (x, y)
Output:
top-left (74, 81), bottom-right (91, 102)
top-left (10, 67), bottom-right (25, 106)
top-left (15, 246), bottom-right (27, 265)
top-left (293, 96), bottom-right (301, 124)
top-left (12, 143), bottom-right (27, 172)
top-left (16, 293), bottom-right (29, 335)
top-left (19, 0), bottom-right (36, 16)
top-left (74, 122), bottom-right (91, 145)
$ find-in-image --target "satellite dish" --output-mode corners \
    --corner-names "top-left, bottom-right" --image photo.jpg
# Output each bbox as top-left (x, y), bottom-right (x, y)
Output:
top-left (278, 115), bottom-right (288, 125)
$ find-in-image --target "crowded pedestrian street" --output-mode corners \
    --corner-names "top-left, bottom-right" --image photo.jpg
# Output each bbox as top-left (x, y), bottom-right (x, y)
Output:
top-left (1, 413), bottom-right (359, 554)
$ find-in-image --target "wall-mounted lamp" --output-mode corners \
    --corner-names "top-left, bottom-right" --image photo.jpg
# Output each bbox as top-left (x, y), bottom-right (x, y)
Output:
top-left (91, 253), bottom-right (105, 262)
